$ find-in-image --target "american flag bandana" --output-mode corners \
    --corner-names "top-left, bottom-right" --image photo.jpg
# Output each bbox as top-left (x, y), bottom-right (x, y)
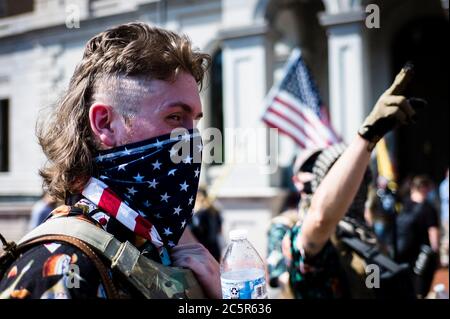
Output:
top-left (83, 128), bottom-right (202, 253)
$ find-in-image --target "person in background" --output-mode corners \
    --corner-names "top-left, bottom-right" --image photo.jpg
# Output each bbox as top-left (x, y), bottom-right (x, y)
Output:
top-left (282, 64), bottom-right (426, 299)
top-left (190, 187), bottom-right (223, 262)
top-left (267, 191), bottom-right (300, 297)
top-left (363, 186), bottom-right (392, 255)
top-left (439, 169), bottom-right (449, 267)
top-left (283, 142), bottom-right (378, 299)
top-left (27, 193), bottom-right (57, 231)
top-left (266, 149), bottom-right (322, 298)
top-left (396, 175), bottom-right (440, 297)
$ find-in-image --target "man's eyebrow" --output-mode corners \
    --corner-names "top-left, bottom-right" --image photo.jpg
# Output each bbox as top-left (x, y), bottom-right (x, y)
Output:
top-left (165, 102), bottom-right (203, 119)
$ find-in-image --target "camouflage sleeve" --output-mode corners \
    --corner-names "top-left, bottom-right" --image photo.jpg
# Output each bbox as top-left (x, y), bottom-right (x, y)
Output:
top-left (285, 224), bottom-right (345, 299)
top-left (267, 222), bottom-right (291, 287)
top-left (0, 242), bottom-right (107, 299)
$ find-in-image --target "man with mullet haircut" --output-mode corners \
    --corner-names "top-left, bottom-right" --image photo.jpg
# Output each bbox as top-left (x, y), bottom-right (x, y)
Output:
top-left (0, 22), bottom-right (219, 299)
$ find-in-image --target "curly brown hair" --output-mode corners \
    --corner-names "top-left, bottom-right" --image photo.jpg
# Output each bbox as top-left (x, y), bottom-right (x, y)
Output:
top-left (37, 22), bottom-right (211, 201)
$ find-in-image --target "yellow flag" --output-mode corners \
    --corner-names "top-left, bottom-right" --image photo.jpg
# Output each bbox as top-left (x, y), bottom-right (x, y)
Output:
top-left (376, 138), bottom-right (397, 191)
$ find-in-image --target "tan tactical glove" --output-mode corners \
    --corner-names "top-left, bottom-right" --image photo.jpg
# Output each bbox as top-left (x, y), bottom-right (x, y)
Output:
top-left (358, 63), bottom-right (427, 151)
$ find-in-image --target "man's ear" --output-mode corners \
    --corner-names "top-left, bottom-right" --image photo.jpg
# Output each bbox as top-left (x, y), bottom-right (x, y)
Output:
top-left (89, 103), bottom-right (117, 148)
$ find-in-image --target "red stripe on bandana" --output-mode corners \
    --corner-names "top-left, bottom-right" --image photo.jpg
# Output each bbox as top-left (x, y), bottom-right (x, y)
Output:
top-left (98, 187), bottom-right (121, 218)
top-left (82, 177), bottom-right (164, 249)
top-left (134, 215), bottom-right (153, 240)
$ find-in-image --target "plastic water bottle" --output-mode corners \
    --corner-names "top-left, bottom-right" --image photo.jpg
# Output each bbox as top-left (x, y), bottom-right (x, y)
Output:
top-left (220, 229), bottom-right (268, 299)
top-left (433, 284), bottom-right (449, 299)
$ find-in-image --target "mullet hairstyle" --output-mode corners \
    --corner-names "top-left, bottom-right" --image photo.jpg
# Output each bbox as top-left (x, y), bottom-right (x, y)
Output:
top-left (37, 22), bottom-right (211, 201)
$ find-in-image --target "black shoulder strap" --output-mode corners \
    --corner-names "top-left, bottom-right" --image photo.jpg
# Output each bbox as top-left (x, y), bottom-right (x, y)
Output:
top-left (340, 236), bottom-right (408, 275)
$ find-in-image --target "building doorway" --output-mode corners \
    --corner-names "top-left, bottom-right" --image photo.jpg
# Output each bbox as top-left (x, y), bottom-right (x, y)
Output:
top-left (392, 17), bottom-right (449, 184)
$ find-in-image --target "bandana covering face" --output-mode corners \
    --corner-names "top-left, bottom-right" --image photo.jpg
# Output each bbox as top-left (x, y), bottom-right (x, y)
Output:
top-left (82, 129), bottom-right (202, 255)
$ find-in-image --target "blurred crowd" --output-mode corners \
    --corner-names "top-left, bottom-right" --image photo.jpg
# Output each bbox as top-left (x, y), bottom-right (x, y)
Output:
top-left (266, 144), bottom-right (449, 299)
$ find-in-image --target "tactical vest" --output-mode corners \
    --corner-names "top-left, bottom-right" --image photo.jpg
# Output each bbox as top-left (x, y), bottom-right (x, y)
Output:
top-left (0, 217), bottom-right (205, 299)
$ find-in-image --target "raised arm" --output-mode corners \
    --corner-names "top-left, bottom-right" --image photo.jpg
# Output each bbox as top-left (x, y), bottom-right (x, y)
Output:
top-left (299, 65), bottom-right (423, 257)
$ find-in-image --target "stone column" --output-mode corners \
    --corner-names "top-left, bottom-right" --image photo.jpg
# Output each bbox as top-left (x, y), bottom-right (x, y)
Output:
top-left (319, 0), bottom-right (371, 143)
top-left (218, 24), bottom-right (276, 192)
top-left (207, 2), bottom-right (279, 257)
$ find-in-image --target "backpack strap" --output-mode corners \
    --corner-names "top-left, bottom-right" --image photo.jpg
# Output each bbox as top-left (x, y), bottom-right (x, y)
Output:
top-left (15, 234), bottom-right (119, 299)
top-left (17, 217), bottom-right (205, 299)
top-left (18, 217), bottom-right (122, 262)
top-left (340, 236), bottom-right (408, 275)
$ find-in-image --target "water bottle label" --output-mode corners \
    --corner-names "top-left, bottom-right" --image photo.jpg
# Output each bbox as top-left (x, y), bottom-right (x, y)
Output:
top-left (221, 276), bottom-right (267, 299)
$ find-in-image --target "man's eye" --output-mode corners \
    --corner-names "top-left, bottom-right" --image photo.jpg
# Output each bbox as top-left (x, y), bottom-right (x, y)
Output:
top-left (168, 114), bottom-right (182, 122)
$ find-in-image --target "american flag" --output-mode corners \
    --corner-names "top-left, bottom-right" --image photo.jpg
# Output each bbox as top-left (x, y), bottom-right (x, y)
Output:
top-left (262, 49), bottom-right (340, 149)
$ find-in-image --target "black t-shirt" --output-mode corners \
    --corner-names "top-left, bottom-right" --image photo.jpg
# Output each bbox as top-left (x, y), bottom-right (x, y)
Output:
top-left (396, 199), bottom-right (439, 264)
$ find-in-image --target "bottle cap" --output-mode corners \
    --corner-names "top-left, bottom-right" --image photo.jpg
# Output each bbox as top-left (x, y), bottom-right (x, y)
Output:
top-left (229, 229), bottom-right (248, 240)
top-left (434, 284), bottom-right (445, 292)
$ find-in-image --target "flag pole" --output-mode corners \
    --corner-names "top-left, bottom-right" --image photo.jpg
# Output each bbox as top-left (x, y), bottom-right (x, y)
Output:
top-left (376, 137), bottom-right (398, 260)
